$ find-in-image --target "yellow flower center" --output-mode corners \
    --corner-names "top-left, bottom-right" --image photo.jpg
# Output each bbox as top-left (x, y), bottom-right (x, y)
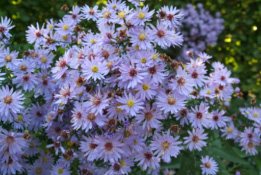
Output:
top-left (91, 65), bottom-right (98, 73)
top-left (58, 168), bottom-right (64, 174)
top-left (5, 55), bottom-right (12, 62)
top-left (138, 12), bottom-right (145, 19)
top-left (120, 160), bottom-right (125, 166)
top-left (206, 90), bottom-right (211, 94)
top-left (227, 128), bottom-right (233, 133)
top-left (90, 38), bottom-right (96, 44)
top-left (35, 167), bottom-right (43, 174)
top-left (162, 141), bottom-right (170, 150)
top-left (41, 57), bottom-right (47, 63)
top-left (104, 11), bottom-right (111, 19)
top-left (116, 104), bottom-right (122, 112)
top-left (113, 5), bottom-right (117, 9)
top-left (42, 157), bottom-right (48, 162)
top-left (48, 24), bottom-right (53, 30)
top-left (139, 33), bottom-right (146, 41)
top-left (141, 58), bottom-right (147, 63)
top-left (152, 54), bottom-right (157, 60)
top-left (143, 84), bottom-right (149, 91)
top-left (62, 35), bottom-right (68, 41)
top-left (62, 25), bottom-right (69, 31)
top-left (127, 99), bottom-right (135, 108)
top-left (16, 115), bottom-right (23, 122)
top-left (253, 112), bottom-right (259, 118)
top-left (118, 11), bottom-right (126, 19)
top-left (133, 140), bottom-right (138, 146)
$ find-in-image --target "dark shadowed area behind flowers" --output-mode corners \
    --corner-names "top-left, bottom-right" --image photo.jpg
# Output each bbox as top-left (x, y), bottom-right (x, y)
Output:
top-left (0, 0), bottom-right (260, 101)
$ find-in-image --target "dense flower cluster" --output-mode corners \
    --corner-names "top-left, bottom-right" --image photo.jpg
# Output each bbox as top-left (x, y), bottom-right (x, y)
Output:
top-left (0, 1), bottom-right (259, 175)
top-left (178, 3), bottom-right (224, 61)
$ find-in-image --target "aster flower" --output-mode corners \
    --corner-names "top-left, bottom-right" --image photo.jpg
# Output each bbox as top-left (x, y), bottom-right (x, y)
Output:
top-left (158, 6), bottom-right (183, 29)
top-left (117, 92), bottom-right (144, 116)
top-left (0, 47), bottom-right (19, 69)
top-left (0, 129), bottom-right (26, 155)
top-left (240, 127), bottom-right (259, 145)
top-left (94, 136), bottom-right (125, 163)
top-left (135, 78), bottom-right (157, 100)
top-left (200, 156), bottom-right (218, 175)
top-left (50, 163), bottom-right (71, 175)
top-left (184, 128), bottom-right (208, 151)
top-left (189, 102), bottom-right (210, 129)
top-left (128, 5), bottom-right (154, 26)
top-left (240, 140), bottom-right (258, 155)
top-left (82, 5), bottom-right (100, 21)
top-left (170, 66), bottom-right (194, 96)
top-left (221, 123), bottom-right (238, 140)
top-left (209, 110), bottom-right (227, 129)
top-left (13, 73), bottom-right (38, 91)
top-left (150, 21), bottom-right (177, 48)
top-left (129, 27), bottom-right (153, 50)
top-left (65, 5), bottom-right (83, 23)
top-left (136, 104), bottom-right (163, 130)
top-left (150, 130), bottom-right (183, 163)
top-left (84, 91), bottom-right (109, 115)
top-left (0, 17), bottom-right (14, 39)
top-left (0, 85), bottom-right (24, 119)
top-left (113, 6), bottom-right (132, 25)
top-left (156, 91), bottom-right (186, 114)
top-left (175, 108), bottom-right (191, 126)
top-left (55, 17), bottom-right (75, 36)
top-left (54, 84), bottom-right (77, 105)
top-left (82, 112), bottom-right (106, 132)
top-left (0, 158), bottom-right (23, 175)
top-left (26, 23), bottom-right (46, 45)
top-left (28, 160), bottom-right (50, 175)
top-left (80, 136), bottom-right (99, 161)
top-left (119, 61), bottom-right (147, 89)
top-left (198, 52), bottom-right (212, 62)
top-left (146, 64), bottom-right (167, 84)
top-left (82, 58), bottom-right (109, 81)
top-left (71, 102), bottom-right (85, 130)
top-left (135, 148), bottom-right (160, 171)
top-left (247, 107), bottom-right (261, 123)
top-left (105, 158), bottom-right (134, 175)
top-left (51, 51), bottom-right (71, 80)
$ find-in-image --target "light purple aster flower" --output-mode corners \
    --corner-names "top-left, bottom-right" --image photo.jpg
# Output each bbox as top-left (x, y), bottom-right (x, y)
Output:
top-left (128, 5), bottom-right (154, 26)
top-left (189, 102), bottom-right (210, 129)
top-left (0, 85), bottom-right (24, 119)
top-left (135, 148), bottom-right (160, 171)
top-left (129, 27), bottom-right (153, 50)
top-left (82, 58), bottom-right (109, 81)
top-left (150, 21), bottom-right (176, 48)
top-left (136, 104), bottom-right (163, 130)
top-left (119, 61), bottom-right (147, 89)
top-left (209, 110), bottom-right (228, 130)
top-left (184, 128), bottom-right (208, 151)
top-left (0, 17), bottom-right (14, 39)
top-left (0, 129), bottom-right (26, 155)
top-left (82, 5), bottom-right (100, 21)
top-left (117, 92), bottom-right (144, 116)
top-left (171, 66), bottom-right (194, 96)
top-left (200, 156), bottom-right (218, 175)
top-left (156, 91), bottom-right (186, 114)
top-left (150, 130), bottom-right (183, 163)
top-left (94, 135), bottom-right (125, 163)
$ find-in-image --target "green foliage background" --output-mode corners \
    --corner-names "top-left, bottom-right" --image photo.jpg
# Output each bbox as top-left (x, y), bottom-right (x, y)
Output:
top-left (0, 0), bottom-right (261, 174)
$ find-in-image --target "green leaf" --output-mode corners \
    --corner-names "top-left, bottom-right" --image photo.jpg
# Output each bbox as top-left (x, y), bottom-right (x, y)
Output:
top-left (213, 147), bottom-right (250, 165)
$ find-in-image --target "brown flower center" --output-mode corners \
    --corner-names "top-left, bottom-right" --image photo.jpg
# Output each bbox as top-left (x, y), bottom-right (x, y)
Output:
top-left (105, 142), bottom-right (113, 151)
